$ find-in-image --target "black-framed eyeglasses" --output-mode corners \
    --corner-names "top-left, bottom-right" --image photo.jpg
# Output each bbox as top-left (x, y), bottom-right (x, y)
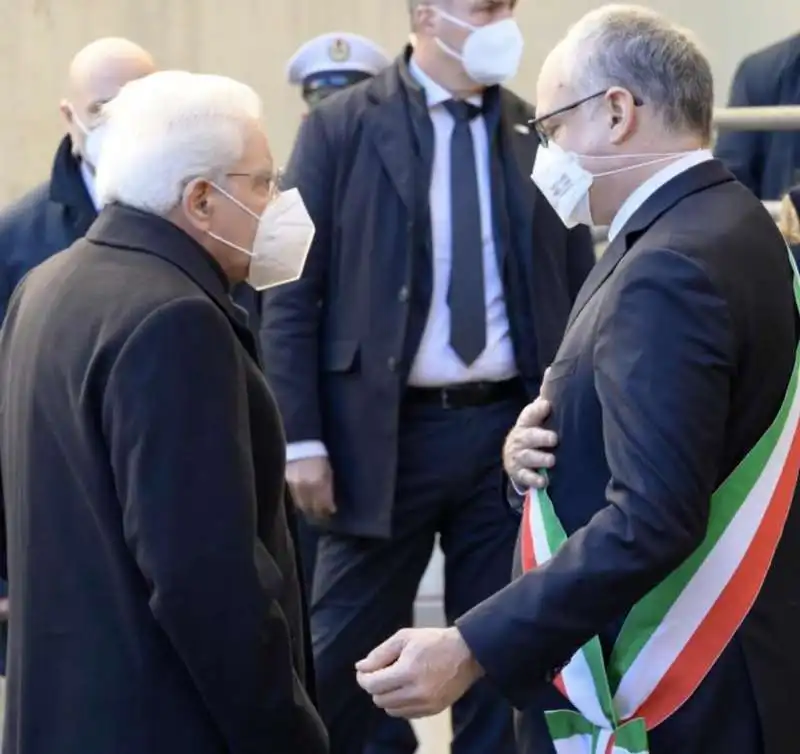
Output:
top-left (529, 89), bottom-right (644, 147)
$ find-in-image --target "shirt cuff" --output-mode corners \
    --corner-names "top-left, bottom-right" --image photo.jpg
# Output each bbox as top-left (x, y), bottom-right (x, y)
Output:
top-left (510, 478), bottom-right (528, 496)
top-left (286, 441), bottom-right (328, 463)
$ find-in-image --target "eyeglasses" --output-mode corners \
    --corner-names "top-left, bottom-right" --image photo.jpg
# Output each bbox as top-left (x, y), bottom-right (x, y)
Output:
top-left (529, 89), bottom-right (644, 147)
top-left (226, 167), bottom-right (283, 201)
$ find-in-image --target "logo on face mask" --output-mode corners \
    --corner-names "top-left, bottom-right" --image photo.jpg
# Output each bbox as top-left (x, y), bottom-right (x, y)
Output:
top-left (432, 8), bottom-right (524, 86)
top-left (206, 184), bottom-right (315, 290)
top-left (531, 143), bottom-right (594, 228)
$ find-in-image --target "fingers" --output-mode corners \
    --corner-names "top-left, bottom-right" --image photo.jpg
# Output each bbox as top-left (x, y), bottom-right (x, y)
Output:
top-left (309, 480), bottom-right (337, 520)
top-left (514, 469), bottom-right (548, 490)
top-left (515, 397), bottom-right (551, 429)
top-left (356, 632), bottom-right (408, 674)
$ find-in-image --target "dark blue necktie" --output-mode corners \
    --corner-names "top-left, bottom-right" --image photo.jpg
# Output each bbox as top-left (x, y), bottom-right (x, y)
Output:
top-left (444, 99), bottom-right (486, 366)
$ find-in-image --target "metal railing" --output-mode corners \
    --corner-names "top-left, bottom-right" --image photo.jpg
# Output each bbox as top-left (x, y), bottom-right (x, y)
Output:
top-left (714, 106), bottom-right (800, 131)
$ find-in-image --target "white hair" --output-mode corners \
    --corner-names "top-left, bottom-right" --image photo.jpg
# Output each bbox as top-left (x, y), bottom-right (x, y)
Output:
top-left (95, 70), bottom-right (262, 215)
top-left (554, 4), bottom-right (713, 140)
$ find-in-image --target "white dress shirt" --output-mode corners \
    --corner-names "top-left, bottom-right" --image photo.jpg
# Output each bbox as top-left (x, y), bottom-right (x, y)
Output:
top-left (80, 160), bottom-right (101, 211)
top-left (405, 58), bottom-right (517, 387)
top-left (286, 59), bottom-right (518, 463)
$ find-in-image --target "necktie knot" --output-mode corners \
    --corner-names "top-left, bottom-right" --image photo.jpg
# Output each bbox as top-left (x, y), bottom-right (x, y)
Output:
top-left (444, 100), bottom-right (481, 123)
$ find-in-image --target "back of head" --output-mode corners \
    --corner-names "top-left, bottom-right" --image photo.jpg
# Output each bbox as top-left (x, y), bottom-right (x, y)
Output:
top-left (95, 71), bottom-right (261, 215)
top-left (557, 4), bottom-right (714, 143)
top-left (63, 37), bottom-right (156, 163)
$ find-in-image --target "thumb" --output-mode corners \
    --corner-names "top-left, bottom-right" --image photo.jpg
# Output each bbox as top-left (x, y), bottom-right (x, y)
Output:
top-left (517, 396), bottom-right (551, 428)
top-left (356, 631), bottom-right (409, 673)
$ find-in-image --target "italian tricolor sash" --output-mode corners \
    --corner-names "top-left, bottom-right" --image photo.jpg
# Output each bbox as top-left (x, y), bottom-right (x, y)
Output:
top-left (520, 250), bottom-right (800, 754)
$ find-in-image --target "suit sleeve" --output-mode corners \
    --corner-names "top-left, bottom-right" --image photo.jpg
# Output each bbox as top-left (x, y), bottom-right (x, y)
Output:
top-left (259, 109), bottom-right (332, 445)
top-left (457, 248), bottom-right (734, 709)
top-left (714, 56), bottom-right (768, 197)
top-left (103, 299), bottom-right (327, 754)
top-left (565, 225), bottom-right (595, 300)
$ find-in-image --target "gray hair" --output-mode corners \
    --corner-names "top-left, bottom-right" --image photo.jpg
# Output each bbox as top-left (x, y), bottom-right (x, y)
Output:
top-left (559, 5), bottom-right (713, 141)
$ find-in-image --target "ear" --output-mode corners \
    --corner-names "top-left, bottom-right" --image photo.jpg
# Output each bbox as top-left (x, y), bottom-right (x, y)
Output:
top-left (606, 87), bottom-right (638, 146)
top-left (182, 178), bottom-right (215, 231)
top-left (59, 100), bottom-right (74, 126)
top-left (414, 4), bottom-right (438, 35)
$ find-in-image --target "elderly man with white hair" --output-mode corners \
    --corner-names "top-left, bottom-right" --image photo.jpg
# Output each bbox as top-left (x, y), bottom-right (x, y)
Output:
top-left (357, 5), bottom-right (800, 754)
top-left (0, 70), bottom-right (324, 754)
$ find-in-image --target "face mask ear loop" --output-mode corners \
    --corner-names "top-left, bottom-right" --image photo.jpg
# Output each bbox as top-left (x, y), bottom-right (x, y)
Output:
top-left (590, 154), bottom-right (685, 179)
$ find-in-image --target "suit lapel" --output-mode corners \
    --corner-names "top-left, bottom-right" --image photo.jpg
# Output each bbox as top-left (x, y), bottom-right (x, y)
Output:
top-left (364, 61), bottom-right (418, 212)
top-left (49, 136), bottom-right (98, 239)
top-left (497, 90), bottom-right (537, 269)
top-left (565, 159), bottom-right (737, 331)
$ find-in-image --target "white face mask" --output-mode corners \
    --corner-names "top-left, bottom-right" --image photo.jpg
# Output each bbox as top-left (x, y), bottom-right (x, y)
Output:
top-left (433, 9), bottom-right (524, 86)
top-left (71, 108), bottom-right (107, 171)
top-left (207, 185), bottom-right (315, 290)
top-left (531, 142), bottom-right (693, 228)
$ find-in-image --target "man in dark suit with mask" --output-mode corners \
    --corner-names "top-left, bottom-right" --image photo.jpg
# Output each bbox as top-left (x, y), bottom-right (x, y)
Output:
top-left (260, 1), bottom-right (595, 752)
top-left (359, 7), bottom-right (800, 754)
top-left (0, 37), bottom-right (156, 318)
top-left (287, 30), bottom-right (418, 754)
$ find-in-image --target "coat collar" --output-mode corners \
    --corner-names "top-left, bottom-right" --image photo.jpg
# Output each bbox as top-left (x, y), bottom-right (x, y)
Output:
top-left (85, 203), bottom-right (247, 329)
top-left (566, 159), bottom-right (736, 331)
top-left (48, 135), bottom-right (97, 236)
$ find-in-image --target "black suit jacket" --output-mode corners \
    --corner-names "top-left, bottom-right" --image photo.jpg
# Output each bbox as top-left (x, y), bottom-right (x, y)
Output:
top-left (260, 50), bottom-right (594, 538)
top-left (0, 204), bottom-right (327, 754)
top-left (0, 136), bottom-right (96, 319)
top-left (715, 33), bottom-right (800, 199)
top-left (458, 160), bottom-right (800, 754)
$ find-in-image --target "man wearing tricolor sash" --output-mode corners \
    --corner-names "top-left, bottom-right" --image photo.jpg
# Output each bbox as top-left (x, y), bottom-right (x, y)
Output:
top-left (356, 5), bottom-right (800, 754)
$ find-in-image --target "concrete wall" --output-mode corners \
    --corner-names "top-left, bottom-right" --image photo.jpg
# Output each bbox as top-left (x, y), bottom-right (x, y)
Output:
top-left (1, 0), bottom-right (798, 205)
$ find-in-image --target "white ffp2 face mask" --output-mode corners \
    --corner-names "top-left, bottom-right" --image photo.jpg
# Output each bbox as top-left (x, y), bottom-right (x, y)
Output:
top-left (71, 108), bottom-right (107, 171)
top-left (531, 143), bottom-right (594, 228)
top-left (531, 143), bottom-right (697, 228)
top-left (433, 9), bottom-right (524, 86)
top-left (207, 185), bottom-right (315, 290)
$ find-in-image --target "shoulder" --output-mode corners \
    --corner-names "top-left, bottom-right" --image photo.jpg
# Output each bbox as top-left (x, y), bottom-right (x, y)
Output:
top-left (115, 296), bottom-right (236, 371)
top-left (499, 87), bottom-right (535, 121)
top-left (736, 33), bottom-right (800, 79)
top-left (0, 182), bottom-right (51, 241)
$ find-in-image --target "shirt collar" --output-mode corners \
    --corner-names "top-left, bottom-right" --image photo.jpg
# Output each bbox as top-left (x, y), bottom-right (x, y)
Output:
top-left (408, 56), bottom-right (482, 109)
top-left (80, 159), bottom-right (102, 212)
top-left (607, 149), bottom-right (714, 242)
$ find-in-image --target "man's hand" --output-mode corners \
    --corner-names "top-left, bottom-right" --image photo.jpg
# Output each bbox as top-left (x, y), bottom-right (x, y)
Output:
top-left (503, 389), bottom-right (558, 490)
top-left (286, 457), bottom-right (336, 522)
top-left (0, 598), bottom-right (8, 623)
top-left (355, 627), bottom-right (483, 719)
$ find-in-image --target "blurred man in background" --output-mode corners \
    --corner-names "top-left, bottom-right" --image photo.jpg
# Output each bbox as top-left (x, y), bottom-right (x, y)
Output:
top-left (715, 32), bottom-right (800, 199)
top-left (0, 69), bottom-right (325, 754)
top-left (288, 32), bottom-right (391, 113)
top-left (287, 31), bottom-right (418, 754)
top-left (261, 0), bottom-right (595, 752)
top-left (0, 37), bottom-right (156, 318)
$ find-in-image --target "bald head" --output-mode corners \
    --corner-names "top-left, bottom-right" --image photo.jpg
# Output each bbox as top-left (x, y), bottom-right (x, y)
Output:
top-left (61, 37), bottom-right (156, 164)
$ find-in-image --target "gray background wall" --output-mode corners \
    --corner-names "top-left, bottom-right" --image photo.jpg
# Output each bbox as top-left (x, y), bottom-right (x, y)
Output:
top-left (1, 0), bottom-right (797, 205)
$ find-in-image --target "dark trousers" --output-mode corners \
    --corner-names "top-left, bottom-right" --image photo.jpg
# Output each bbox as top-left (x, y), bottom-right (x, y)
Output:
top-left (312, 396), bottom-right (522, 754)
top-left (297, 515), bottom-right (419, 753)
